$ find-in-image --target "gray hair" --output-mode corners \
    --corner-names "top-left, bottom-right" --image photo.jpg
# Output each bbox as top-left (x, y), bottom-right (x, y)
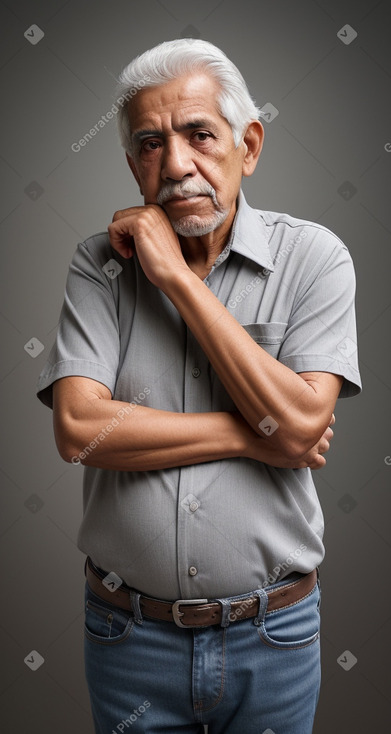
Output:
top-left (116, 38), bottom-right (261, 155)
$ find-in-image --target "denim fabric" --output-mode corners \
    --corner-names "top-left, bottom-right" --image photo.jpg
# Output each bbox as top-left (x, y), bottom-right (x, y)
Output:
top-left (84, 573), bottom-right (321, 733)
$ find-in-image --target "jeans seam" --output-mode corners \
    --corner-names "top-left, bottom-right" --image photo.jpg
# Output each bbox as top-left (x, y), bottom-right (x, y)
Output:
top-left (258, 629), bottom-right (320, 651)
top-left (84, 620), bottom-right (135, 646)
top-left (193, 628), bottom-right (227, 715)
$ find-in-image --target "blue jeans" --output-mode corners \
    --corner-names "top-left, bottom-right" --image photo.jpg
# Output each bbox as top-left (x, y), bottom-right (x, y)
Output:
top-left (84, 573), bottom-right (321, 734)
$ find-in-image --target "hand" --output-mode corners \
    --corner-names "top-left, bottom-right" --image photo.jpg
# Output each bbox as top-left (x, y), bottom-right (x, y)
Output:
top-left (108, 204), bottom-right (189, 289)
top-left (237, 412), bottom-right (336, 469)
top-left (297, 413), bottom-right (335, 469)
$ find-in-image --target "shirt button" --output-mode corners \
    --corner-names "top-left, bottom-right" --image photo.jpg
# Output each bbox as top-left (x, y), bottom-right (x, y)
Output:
top-left (192, 367), bottom-right (201, 378)
top-left (189, 566), bottom-right (198, 576)
top-left (189, 501), bottom-right (199, 512)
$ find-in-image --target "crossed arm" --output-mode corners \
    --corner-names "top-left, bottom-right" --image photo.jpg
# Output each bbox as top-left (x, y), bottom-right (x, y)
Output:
top-left (53, 205), bottom-right (341, 472)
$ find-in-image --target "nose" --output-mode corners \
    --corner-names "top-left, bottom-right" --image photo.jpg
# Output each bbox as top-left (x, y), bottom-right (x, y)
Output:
top-left (161, 135), bottom-right (198, 182)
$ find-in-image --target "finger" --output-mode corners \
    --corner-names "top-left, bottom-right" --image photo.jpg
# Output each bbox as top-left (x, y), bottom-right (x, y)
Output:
top-left (324, 426), bottom-right (334, 441)
top-left (310, 454), bottom-right (327, 469)
top-left (111, 206), bottom-right (145, 223)
top-left (329, 413), bottom-right (336, 427)
top-left (108, 219), bottom-right (135, 260)
top-left (112, 208), bottom-right (131, 223)
top-left (318, 438), bottom-right (330, 455)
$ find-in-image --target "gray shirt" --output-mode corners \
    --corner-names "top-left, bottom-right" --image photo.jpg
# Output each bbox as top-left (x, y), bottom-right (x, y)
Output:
top-left (37, 190), bottom-right (361, 600)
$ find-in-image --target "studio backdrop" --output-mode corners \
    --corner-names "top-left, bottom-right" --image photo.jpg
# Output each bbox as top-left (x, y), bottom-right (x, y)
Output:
top-left (0, 1), bottom-right (390, 732)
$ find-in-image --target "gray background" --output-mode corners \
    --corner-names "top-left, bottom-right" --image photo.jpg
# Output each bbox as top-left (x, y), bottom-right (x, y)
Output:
top-left (0, 0), bottom-right (390, 731)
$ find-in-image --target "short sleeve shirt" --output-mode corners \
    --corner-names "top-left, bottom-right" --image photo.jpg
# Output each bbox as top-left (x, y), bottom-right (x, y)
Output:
top-left (37, 190), bottom-right (361, 600)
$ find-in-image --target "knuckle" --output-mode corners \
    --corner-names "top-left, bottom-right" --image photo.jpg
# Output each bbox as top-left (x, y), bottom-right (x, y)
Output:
top-left (112, 209), bottom-right (127, 222)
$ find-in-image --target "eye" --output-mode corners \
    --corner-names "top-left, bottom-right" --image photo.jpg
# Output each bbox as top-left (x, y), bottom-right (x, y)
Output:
top-left (141, 140), bottom-right (161, 152)
top-left (193, 132), bottom-right (212, 142)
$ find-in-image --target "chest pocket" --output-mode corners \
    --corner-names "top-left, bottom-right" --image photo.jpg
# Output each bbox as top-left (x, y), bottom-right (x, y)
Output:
top-left (241, 322), bottom-right (288, 359)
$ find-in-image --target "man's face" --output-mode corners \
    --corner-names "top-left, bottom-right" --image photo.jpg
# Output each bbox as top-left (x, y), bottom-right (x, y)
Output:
top-left (126, 72), bottom-right (248, 236)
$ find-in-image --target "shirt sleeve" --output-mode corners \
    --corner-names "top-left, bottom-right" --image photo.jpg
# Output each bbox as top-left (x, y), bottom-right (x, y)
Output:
top-left (277, 232), bottom-right (362, 398)
top-left (36, 234), bottom-right (121, 408)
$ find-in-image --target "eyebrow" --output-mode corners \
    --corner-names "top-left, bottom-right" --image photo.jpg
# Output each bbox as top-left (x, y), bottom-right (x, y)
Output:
top-left (132, 119), bottom-right (220, 146)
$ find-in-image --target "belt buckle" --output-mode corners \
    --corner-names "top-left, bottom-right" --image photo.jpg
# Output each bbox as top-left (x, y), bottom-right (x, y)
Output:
top-left (171, 598), bottom-right (208, 628)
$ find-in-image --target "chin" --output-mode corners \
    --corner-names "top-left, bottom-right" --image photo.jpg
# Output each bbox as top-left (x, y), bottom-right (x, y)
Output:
top-left (171, 211), bottom-right (229, 237)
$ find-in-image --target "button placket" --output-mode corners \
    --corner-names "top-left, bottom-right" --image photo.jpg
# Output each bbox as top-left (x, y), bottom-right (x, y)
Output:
top-left (176, 326), bottom-right (210, 597)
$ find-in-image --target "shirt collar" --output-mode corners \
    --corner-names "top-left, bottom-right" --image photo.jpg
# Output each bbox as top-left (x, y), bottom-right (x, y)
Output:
top-left (226, 189), bottom-right (275, 273)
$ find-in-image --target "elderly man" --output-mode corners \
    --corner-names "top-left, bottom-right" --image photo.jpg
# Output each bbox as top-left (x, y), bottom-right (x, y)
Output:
top-left (37, 39), bottom-right (361, 734)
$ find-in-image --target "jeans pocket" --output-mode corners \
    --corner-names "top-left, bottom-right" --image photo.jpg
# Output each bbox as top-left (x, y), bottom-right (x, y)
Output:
top-left (84, 588), bottom-right (134, 645)
top-left (258, 583), bottom-right (320, 650)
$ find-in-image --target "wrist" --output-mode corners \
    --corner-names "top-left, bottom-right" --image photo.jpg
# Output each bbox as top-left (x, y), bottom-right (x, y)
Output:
top-left (161, 266), bottom-right (203, 296)
top-left (228, 412), bottom-right (254, 459)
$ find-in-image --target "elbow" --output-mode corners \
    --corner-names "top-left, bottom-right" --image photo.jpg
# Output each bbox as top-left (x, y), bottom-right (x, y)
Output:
top-left (61, 446), bottom-right (83, 465)
top-left (54, 417), bottom-right (84, 465)
top-left (56, 434), bottom-right (83, 464)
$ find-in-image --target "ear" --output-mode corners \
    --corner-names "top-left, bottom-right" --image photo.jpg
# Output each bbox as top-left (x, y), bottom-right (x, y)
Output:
top-left (126, 152), bottom-right (143, 194)
top-left (241, 121), bottom-right (264, 177)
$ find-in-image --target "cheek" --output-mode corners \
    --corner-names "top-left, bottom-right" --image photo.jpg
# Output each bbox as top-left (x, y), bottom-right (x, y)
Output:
top-left (210, 165), bottom-right (242, 201)
top-left (204, 150), bottom-right (242, 185)
top-left (138, 163), bottom-right (161, 194)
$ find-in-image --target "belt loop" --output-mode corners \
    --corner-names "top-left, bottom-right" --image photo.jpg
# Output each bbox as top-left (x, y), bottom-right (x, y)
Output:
top-left (215, 598), bottom-right (231, 628)
top-left (129, 590), bottom-right (143, 625)
top-left (253, 588), bottom-right (268, 627)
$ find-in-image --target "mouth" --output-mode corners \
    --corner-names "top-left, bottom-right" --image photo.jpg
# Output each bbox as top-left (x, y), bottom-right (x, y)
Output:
top-left (165, 194), bottom-right (208, 204)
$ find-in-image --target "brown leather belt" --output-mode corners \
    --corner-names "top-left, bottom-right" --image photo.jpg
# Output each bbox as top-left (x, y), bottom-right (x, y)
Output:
top-left (85, 557), bottom-right (317, 629)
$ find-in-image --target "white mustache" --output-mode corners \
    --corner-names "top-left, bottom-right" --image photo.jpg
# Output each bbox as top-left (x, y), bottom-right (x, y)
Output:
top-left (157, 181), bottom-right (216, 205)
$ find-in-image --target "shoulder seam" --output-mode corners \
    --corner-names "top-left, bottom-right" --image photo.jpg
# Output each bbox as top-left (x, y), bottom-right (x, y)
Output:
top-left (257, 212), bottom-right (346, 249)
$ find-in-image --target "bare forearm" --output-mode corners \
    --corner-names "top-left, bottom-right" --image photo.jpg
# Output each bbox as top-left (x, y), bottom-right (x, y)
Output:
top-left (56, 397), bottom-right (247, 470)
top-left (53, 378), bottom-right (332, 471)
top-left (163, 270), bottom-right (338, 457)
top-left (62, 405), bottom-right (329, 472)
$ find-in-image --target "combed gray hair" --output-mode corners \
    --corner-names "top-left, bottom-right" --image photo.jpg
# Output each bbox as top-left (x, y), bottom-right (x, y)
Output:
top-left (116, 38), bottom-right (261, 156)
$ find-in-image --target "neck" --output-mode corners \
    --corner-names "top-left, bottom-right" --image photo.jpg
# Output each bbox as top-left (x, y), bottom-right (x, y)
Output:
top-left (179, 202), bottom-right (237, 280)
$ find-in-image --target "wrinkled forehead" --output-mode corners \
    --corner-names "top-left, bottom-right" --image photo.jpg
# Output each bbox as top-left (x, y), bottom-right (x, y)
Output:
top-left (126, 72), bottom-right (229, 134)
